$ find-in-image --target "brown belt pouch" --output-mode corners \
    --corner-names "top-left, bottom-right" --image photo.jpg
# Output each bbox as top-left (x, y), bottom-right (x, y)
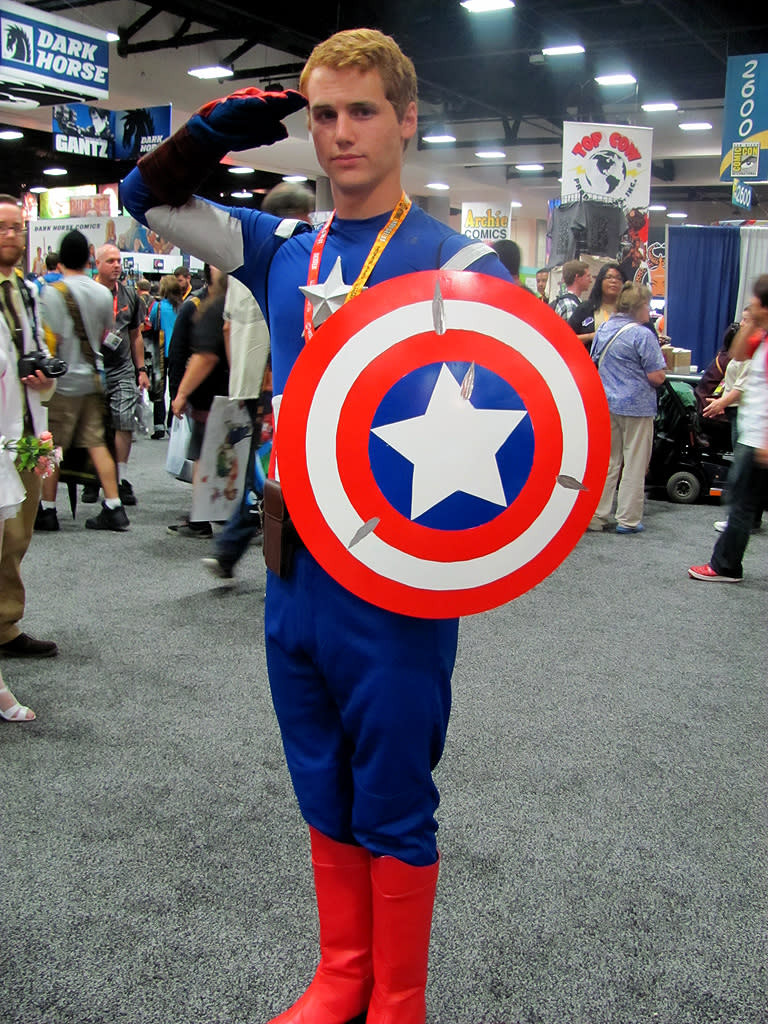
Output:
top-left (263, 477), bottom-right (300, 577)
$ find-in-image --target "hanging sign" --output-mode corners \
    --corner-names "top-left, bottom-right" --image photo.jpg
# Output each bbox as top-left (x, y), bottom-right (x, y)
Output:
top-left (0, 0), bottom-right (109, 100)
top-left (720, 54), bottom-right (768, 183)
top-left (561, 122), bottom-right (653, 208)
top-left (461, 203), bottom-right (516, 242)
top-left (52, 103), bottom-right (171, 159)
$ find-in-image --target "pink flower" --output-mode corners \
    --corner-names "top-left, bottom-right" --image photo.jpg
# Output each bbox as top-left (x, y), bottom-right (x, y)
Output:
top-left (39, 430), bottom-right (53, 442)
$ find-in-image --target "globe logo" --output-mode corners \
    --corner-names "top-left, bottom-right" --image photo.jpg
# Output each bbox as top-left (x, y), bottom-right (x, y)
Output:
top-left (583, 149), bottom-right (627, 196)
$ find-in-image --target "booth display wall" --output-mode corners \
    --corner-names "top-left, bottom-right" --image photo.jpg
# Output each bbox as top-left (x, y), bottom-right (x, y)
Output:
top-left (665, 225), bottom-right (741, 371)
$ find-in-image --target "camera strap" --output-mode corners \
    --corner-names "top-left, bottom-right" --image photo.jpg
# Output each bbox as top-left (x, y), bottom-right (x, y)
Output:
top-left (52, 281), bottom-right (99, 373)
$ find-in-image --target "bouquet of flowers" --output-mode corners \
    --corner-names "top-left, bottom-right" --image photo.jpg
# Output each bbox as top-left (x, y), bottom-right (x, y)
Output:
top-left (0, 431), bottom-right (63, 479)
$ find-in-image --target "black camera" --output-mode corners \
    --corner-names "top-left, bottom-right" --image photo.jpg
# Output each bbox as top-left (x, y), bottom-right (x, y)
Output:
top-left (18, 351), bottom-right (69, 379)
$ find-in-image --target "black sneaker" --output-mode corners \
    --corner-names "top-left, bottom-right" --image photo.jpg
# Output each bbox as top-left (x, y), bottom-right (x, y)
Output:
top-left (201, 556), bottom-right (234, 579)
top-left (150, 429), bottom-right (166, 440)
top-left (118, 479), bottom-right (137, 506)
top-left (34, 506), bottom-right (60, 532)
top-left (168, 521), bottom-right (213, 539)
top-left (85, 503), bottom-right (130, 531)
top-left (82, 483), bottom-right (100, 503)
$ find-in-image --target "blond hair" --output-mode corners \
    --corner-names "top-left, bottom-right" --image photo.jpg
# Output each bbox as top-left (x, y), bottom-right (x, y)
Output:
top-left (616, 281), bottom-right (651, 317)
top-left (299, 28), bottom-right (417, 121)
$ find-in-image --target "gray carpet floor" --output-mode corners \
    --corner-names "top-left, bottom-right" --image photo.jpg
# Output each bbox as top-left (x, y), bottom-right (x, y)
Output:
top-left (1, 434), bottom-right (766, 1024)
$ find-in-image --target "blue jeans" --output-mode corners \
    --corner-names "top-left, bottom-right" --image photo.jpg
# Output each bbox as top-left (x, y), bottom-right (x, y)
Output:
top-left (711, 443), bottom-right (768, 578)
top-left (214, 400), bottom-right (262, 569)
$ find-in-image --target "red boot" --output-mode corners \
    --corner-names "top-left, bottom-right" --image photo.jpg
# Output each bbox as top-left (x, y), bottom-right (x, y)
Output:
top-left (366, 855), bottom-right (440, 1024)
top-left (267, 827), bottom-right (373, 1024)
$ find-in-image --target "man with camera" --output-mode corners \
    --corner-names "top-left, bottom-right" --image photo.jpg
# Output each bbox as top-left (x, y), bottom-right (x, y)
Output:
top-left (37, 230), bottom-right (129, 533)
top-left (0, 194), bottom-right (59, 658)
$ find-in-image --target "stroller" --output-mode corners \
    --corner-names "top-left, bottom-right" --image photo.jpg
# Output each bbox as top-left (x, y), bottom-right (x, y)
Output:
top-left (647, 376), bottom-right (733, 504)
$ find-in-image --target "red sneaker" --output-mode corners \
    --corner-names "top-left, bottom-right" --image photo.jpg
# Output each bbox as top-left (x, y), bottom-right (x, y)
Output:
top-left (688, 564), bottom-right (742, 583)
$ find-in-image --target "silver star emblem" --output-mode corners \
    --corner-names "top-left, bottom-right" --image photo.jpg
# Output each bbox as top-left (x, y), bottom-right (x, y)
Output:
top-left (299, 256), bottom-right (356, 329)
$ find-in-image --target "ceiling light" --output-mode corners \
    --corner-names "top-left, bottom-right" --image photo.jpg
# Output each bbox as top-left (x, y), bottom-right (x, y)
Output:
top-left (667, 211), bottom-right (688, 219)
top-left (679, 121), bottom-right (712, 131)
top-left (422, 130), bottom-right (456, 144)
top-left (42, 167), bottom-right (67, 176)
top-left (648, 204), bottom-right (667, 211)
top-left (641, 102), bottom-right (678, 112)
top-left (515, 163), bottom-right (544, 171)
top-left (29, 186), bottom-right (47, 194)
top-left (461, 0), bottom-right (515, 11)
top-left (188, 65), bottom-right (234, 80)
top-left (475, 150), bottom-right (506, 159)
top-left (509, 200), bottom-right (523, 208)
top-left (231, 190), bottom-right (253, 199)
top-left (0, 129), bottom-right (23, 140)
top-left (542, 44), bottom-right (584, 56)
top-left (426, 182), bottom-right (450, 190)
top-left (595, 73), bottom-right (636, 86)
top-left (106, 32), bottom-right (119, 43)
top-left (283, 174), bottom-right (308, 183)
top-left (228, 165), bottom-right (254, 175)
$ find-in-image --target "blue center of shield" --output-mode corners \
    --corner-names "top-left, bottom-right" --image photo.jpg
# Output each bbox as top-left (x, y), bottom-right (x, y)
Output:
top-left (369, 361), bottom-right (534, 530)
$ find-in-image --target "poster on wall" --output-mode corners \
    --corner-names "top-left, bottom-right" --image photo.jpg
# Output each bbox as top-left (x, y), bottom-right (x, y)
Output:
top-left (561, 122), bottom-right (653, 208)
top-left (27, 215), bottom-right (182, 274)
top-left (720, 53), bottom-right (768, 183)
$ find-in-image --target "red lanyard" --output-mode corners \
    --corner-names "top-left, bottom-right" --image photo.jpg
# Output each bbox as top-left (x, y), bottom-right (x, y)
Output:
top-left (302, 191), bottom-right (411, 342)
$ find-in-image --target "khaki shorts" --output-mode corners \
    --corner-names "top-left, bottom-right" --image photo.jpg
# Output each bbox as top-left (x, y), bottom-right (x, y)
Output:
top-left (47, 391), bottom-right (107, 451)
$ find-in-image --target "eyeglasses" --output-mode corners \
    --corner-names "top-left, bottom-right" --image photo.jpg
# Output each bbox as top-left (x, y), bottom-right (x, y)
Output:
top-left (603, 274), bottom-right (623, 282)
top-left (0, 224), bottom-right (24, 236)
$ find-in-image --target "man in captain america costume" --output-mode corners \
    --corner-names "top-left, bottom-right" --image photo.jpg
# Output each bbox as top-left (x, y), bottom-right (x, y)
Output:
top-left (121, 28), bottom-right (516, 1024)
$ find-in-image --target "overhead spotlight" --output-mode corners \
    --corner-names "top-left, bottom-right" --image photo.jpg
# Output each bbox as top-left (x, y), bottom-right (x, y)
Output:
top-left (106, 32), bottom-right (120, 43)
top-left (29, 185), bottom-right (47, 194)
top-left (509, 200), bottom-right (523, 208)
top-left (0, 129), bottom-right (23, 140)
top-left (475, 150), bottom-right (506, 159)
top-left (641, 102), bottom-right (678, 112)
top-left (422, 128), bottom-right (456, 144)
top-left (666, 211), bottom-right (688, 218)
top-left (228, 166), bottom-right (254, 175)
top-left (515, 163), bottom-right (544, 171)
top-left (679, 122), bottom-right (712, 131)
top-left (42, 167), bottom-right (67, 176)
top-left (594, 73), bottom-right (636, 86)
top-left (426, 182), bottom-right (450, 190)
top-left (542, 44), bottom-right (584, 56)
top-left (231, 190), bottom-right (253, 199)
top-left (188, 65), bottom-right (234, 80)
top-left (648, 204), bottom-right (667, 212)
top-left (461, 0), bottom-right (515, 10)
top-left (283, 174), bottom-right (308, 183)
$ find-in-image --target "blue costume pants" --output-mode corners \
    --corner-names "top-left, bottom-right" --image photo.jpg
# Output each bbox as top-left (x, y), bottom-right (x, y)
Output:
top-left (265, 549), bottom-right (458, 867)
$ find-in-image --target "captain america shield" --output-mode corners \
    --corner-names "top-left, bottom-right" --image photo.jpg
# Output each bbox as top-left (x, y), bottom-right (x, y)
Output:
top-left (277, 270), bottom-right (610, 618)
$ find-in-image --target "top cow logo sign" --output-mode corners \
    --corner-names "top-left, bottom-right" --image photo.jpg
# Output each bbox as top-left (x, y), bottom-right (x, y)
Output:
top-left (562, 122), bottom-right (653, 208)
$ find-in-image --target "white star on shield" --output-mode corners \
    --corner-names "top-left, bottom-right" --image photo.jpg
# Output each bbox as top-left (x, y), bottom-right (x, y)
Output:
top-left (299, 256), bottom-right (356, 328)
top-left (371, 363), bottom-right (528, 520)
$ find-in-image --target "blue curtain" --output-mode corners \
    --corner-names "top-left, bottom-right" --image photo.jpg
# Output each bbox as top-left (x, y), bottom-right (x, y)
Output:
top-left (666, 226), bottom-right (741, 371)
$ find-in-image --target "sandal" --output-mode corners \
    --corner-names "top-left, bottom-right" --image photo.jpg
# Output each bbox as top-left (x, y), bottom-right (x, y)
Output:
top-left (0, 685), bottom-right (35, 722)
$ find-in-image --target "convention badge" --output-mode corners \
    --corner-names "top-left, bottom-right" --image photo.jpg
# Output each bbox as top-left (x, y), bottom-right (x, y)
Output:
top-left (277, 271), bottom-right (610, 618)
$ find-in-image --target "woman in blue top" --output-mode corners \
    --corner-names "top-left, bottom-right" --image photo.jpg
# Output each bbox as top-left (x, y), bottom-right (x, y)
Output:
top-left (148, 275), bottom-right (183, 436)
top-left (589, 282), bottom-right (667, 533)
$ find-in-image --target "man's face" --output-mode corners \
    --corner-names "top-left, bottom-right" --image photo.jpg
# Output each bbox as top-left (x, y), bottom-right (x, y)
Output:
top-left (575, 269), bottom-right (592, 294)
top-left (0, 202), bottom-right (25, 270)
top-left (96, 245), bottom-right (122, 285)
top-left (536, 271), bottom-right (548, 294)
top-left (749, 294), bottom-right (768, 328)
top-left (306, 65), bottom-right (417, 202)
top-left (175, 273), bottom-right (189, 291)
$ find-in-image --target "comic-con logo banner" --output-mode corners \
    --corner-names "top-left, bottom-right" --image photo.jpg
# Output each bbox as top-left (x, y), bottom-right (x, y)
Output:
top-left (562, 122), bottom-right (653, 208)
top-left (0, 0), bottom-right (108, 100)
top-left (720, 53), bottom-right (768, 183)
top-left (52, 103), bottom-right (171, 159)
top-left (277, 271), bottom-right (610, 618)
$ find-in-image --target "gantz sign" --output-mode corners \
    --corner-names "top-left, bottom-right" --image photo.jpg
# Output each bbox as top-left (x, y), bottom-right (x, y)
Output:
top-left (0, 0), bottom-right (109, 100)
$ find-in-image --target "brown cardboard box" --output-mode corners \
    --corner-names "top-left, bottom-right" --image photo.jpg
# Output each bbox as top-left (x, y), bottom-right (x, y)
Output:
top-left (661, 345), bottom-right (691, 373)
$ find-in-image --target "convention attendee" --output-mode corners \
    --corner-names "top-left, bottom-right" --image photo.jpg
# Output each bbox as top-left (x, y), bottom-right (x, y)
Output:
top-left (689, 274), bottom-right (768, 582)
top-left (588, 282), bottom-right (666, 534)
top-left (39, 251), bottom-right (63, 288)
top-left (168, 268), bottom-right (229, 539)
top-left (88, 244), bottom-right (148, 507)
top-left (203, 181), bottom-right (314, 580)
top-left (551, 259), bottom-right (591, 321)
top-left (535, 267), bottom-right (549, 301)
top-left (122, 27), bottom-right (513, 1024)
top-left (0, 309), bottom-right (36, 717)
top-left (0, 194), bottom-right (58, 658)
top-left (174, 265), bottom-right (192, 300)
top-left (491, 238), bottom-right (521, 282)
top-left (148, 274), bottom-right (184, 438)
top-left (694, 320), bottom-right (738, 414)
top-left (568, 263), bottom-right (625, 348)
top-left (37, 230), bottom-right (129, 533)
